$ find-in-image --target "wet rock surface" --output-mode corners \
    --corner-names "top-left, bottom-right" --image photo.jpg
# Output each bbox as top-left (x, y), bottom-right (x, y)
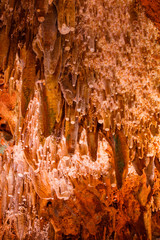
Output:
top-left (0, 0), bottom-right (160, 239)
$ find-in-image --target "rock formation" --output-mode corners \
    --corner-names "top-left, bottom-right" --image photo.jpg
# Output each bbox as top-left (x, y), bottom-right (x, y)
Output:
top-left (0, 0), bottom-right (160, 239)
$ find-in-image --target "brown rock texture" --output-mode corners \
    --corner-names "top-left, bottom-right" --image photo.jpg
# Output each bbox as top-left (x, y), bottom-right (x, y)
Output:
top-left (0, 0), bottom-right (160, 239)
top-left (140, 0), bottom-right (160, 30)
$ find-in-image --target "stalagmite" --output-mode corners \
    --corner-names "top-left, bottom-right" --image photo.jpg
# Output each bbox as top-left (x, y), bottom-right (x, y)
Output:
top-left (0, 0), bottom-right (160, 239)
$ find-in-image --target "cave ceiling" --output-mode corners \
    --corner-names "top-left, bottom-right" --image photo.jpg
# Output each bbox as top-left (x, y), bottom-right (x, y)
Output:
top-left (0, 0), bottom-right (160, 239)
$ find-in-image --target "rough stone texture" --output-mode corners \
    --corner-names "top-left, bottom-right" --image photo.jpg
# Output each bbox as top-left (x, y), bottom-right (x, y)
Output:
top-left (0, 0), bottom-right (160, 239)
top-left (140, 0), bottom-right (160, 30)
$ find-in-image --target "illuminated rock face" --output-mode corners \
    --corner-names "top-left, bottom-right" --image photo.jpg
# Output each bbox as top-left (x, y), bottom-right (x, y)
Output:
top-left (0, 0), bottom-right (160, 239)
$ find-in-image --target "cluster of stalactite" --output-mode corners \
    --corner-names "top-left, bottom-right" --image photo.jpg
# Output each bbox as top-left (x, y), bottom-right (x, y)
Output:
top-left (0, 0), bottom-right (160, 239)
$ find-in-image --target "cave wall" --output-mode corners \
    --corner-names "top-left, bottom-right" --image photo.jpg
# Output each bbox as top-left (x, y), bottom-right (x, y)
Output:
top-left (0, 0), bottom-right (160, 239)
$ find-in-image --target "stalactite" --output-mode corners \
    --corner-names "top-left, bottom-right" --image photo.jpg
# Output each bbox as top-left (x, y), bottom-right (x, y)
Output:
top-left (21, 47), bottom-right (36, 117)
top-left (57, 0), bottom-right (75, 35)
top-left (0, 0), bottom-right (160, 239)
top-left (114, 129), bottom-right (129, 189)
top-left (86, 115), bottom-right (98, 162)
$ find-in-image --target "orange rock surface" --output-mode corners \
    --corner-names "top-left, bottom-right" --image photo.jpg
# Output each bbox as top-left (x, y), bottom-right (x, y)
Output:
top-left (0, 0), bottom-right (160, 239)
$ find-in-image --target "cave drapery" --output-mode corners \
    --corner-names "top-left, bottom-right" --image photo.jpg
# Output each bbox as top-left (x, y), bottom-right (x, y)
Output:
top-left (0, 0), bottom-right (160, 239)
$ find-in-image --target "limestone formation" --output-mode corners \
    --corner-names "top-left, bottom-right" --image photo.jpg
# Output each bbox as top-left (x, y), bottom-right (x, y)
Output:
top-left (0, 0), bottom-right (160, 239)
